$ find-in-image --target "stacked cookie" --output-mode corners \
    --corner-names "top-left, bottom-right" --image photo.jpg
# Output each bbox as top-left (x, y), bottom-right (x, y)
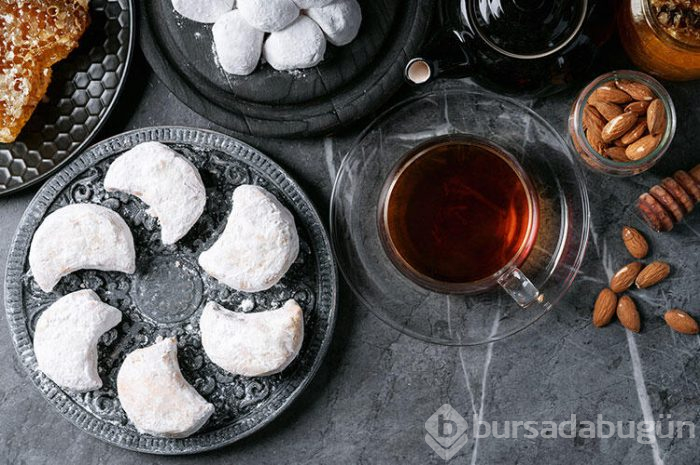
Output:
top-left (172, 0), bottom-right (362, 75)
top-left (637, 164), bottom-right (700, 231)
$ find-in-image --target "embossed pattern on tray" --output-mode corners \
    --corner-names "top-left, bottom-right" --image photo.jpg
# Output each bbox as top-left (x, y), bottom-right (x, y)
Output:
top-left (4, 127), bottom-right (337, 454)
top-left (0, 0), bottom-right (134, 195)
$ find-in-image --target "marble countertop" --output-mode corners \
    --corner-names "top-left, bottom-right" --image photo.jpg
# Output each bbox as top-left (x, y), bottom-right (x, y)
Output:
top-left (1, 43), bottom-right (699, 465)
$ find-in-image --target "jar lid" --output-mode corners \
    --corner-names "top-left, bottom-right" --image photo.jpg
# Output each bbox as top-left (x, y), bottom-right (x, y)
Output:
top-left (466, 0), bottom-right (588, 58)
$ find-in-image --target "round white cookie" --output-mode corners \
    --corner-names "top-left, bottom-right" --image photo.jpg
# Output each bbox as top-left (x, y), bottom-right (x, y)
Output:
top-left (237, 0), bottom-right (299, 33)
top-left (34, 290), bottom-right (122, 392)
top-left (213, 10), bottom-right (264, 75)
top-left (117, 338), bottom-right (215, 438)
top-left (198, 184), bottom-right (299, 292)
top-left (263, 16), bottom-right (327, 71)
top-left (104, 141), bottom-right (206, 245)
top-left (200, 300), bottom-right (304, 377)
top-left (307, 0), bottom-right (362, 46)
top-left (28, 204), bottom-right (136, 293)
top-left (171, 0), bottom-right (234, 23)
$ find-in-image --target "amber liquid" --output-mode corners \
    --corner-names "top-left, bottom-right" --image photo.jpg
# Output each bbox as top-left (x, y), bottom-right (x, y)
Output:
top-left (383, 138), bottom-right (535, 285)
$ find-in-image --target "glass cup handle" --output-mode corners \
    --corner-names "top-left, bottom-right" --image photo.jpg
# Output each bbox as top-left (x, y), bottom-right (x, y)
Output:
top-left (497, 267), bottom-right (546, 309)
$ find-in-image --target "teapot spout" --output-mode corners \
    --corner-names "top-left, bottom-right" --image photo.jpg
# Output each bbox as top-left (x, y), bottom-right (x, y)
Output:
top-left (405, 29), bottom-right (473, 85)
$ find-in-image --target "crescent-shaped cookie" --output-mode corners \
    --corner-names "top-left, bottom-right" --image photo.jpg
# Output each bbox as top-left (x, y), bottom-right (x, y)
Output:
top-left (200, 300), bottom-right (304, 377)
top-left (29, 204), bottom-right (136, 292)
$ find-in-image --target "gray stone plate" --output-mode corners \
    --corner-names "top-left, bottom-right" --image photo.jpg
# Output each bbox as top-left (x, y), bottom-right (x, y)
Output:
top-left (0, 0), bottom-right (134, 196)
top-left (4, 127), bottom-right (338, 454)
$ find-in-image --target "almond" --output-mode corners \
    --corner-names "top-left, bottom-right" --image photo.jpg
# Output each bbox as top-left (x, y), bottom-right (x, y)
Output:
top-left (624, 100), bottom-right (650, 115)
top-left (591, 85), bottom-right (633, 104)
top-left (647, 99), bottom-right (666, 136)
top-left (635, 261), bottom-right (670, 288)
top-left (585, 127), bottom-right (605, 154)
top-left (615, 80), bottom-right (655, 101)
top-left (620, 120), bottom-right (647, 145)
top-left (602, 112), bottom-right (637, 143)
top-left (610, 262), bottom-right (643, 293)
top-left (583, 104), bottom-right (606, 132)
top-left (591, 100), bottom-right (623, 121)
top-left (604, 146), bottom-right (629, 162)
top-left (617, 296), bottom-right (641, 332)
top-left (664, 309), bottom-right (699, 335)
top-left (621, 226), bottom-right (648, 259)
top-left (593, 288), bottom-right (617, 328)
top-left (625, 134), bottom-right (660, 161)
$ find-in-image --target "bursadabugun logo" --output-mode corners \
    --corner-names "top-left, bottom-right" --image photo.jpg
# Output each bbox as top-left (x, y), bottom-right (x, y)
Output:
top-left (425, 404), bottom-right (695, 461)
top-left (424, 404), bottom-right (469, 460)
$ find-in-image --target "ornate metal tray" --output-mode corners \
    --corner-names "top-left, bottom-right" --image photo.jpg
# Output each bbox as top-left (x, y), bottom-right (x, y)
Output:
top-left (0, 0), bottom-right (135, 196)
top-left (4, 127), bottom-right (337, 454)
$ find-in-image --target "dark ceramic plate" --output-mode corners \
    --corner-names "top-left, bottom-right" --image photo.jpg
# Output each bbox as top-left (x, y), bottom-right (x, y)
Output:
top-left (0, 0), bottom-right (134, 196)
top-left (4, 127), bottom-right (338, 454)
top-left (139, 0), bottom-right (432, 137)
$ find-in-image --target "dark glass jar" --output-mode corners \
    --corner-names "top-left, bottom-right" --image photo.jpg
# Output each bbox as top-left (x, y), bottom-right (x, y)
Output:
top-left (406, 0), bottom-right (615, 96)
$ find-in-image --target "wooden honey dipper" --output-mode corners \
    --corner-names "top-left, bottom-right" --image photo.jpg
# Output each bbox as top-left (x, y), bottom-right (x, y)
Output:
top-left (637, 164), bottom-right (700, 231)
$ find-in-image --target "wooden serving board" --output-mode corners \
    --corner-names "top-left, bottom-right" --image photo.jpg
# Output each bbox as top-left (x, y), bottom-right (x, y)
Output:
top-left (139, 0), bottom-right (432, 138)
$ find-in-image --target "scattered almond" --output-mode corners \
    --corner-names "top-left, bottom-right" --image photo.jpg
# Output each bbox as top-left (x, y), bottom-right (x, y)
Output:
top-left (646, 98), bottom-right (666, 136)
top-left (635, 261), bottom-right (670, 288)
top-left (602, 112), bottom-right (638, 143)
top-left (615, 80), bottom-right (655, 101)
top-left (593, 288), bottom-right (617, 328)
top-left (664, 309), bottom-right (699, 335)
top-left (621, 226), bottom-right (648, 259)
top-left (617, 296), bottom-right (641, 332)
top-left (625, 134), bottom-right (660, 161)
top-left (610, 262), bottom-right (643, 293)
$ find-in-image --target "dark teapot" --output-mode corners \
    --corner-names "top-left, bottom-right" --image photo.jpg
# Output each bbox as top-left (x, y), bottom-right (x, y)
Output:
top-left (406, 0), bottom-right (615, 96)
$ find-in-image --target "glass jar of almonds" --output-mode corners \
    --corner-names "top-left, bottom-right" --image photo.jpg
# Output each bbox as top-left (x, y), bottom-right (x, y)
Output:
top-left (568, 70), bottom-right (676, 176)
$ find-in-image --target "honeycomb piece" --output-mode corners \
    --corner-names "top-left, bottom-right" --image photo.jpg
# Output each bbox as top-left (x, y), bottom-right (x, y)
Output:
top-left (0, 0), bottom-right (90, 143)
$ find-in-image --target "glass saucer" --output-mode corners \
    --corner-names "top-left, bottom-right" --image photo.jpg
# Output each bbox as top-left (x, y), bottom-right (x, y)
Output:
top-left (330, 89), bottom-right (590, 346)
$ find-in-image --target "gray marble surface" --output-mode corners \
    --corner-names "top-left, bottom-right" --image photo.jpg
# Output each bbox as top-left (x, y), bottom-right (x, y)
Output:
top-left (2, 45), bottom-right (700, 464)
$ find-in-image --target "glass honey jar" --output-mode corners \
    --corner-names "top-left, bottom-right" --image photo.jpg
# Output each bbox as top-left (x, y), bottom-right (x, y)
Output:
top-left (618, 0), bottom-right (700, 80)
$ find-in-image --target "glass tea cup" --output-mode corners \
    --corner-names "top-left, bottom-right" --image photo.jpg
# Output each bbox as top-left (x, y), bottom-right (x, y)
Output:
top-left (330, 89), bottom-right (590, 346)
top-left (377, 135), bottom-right (543, 307)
